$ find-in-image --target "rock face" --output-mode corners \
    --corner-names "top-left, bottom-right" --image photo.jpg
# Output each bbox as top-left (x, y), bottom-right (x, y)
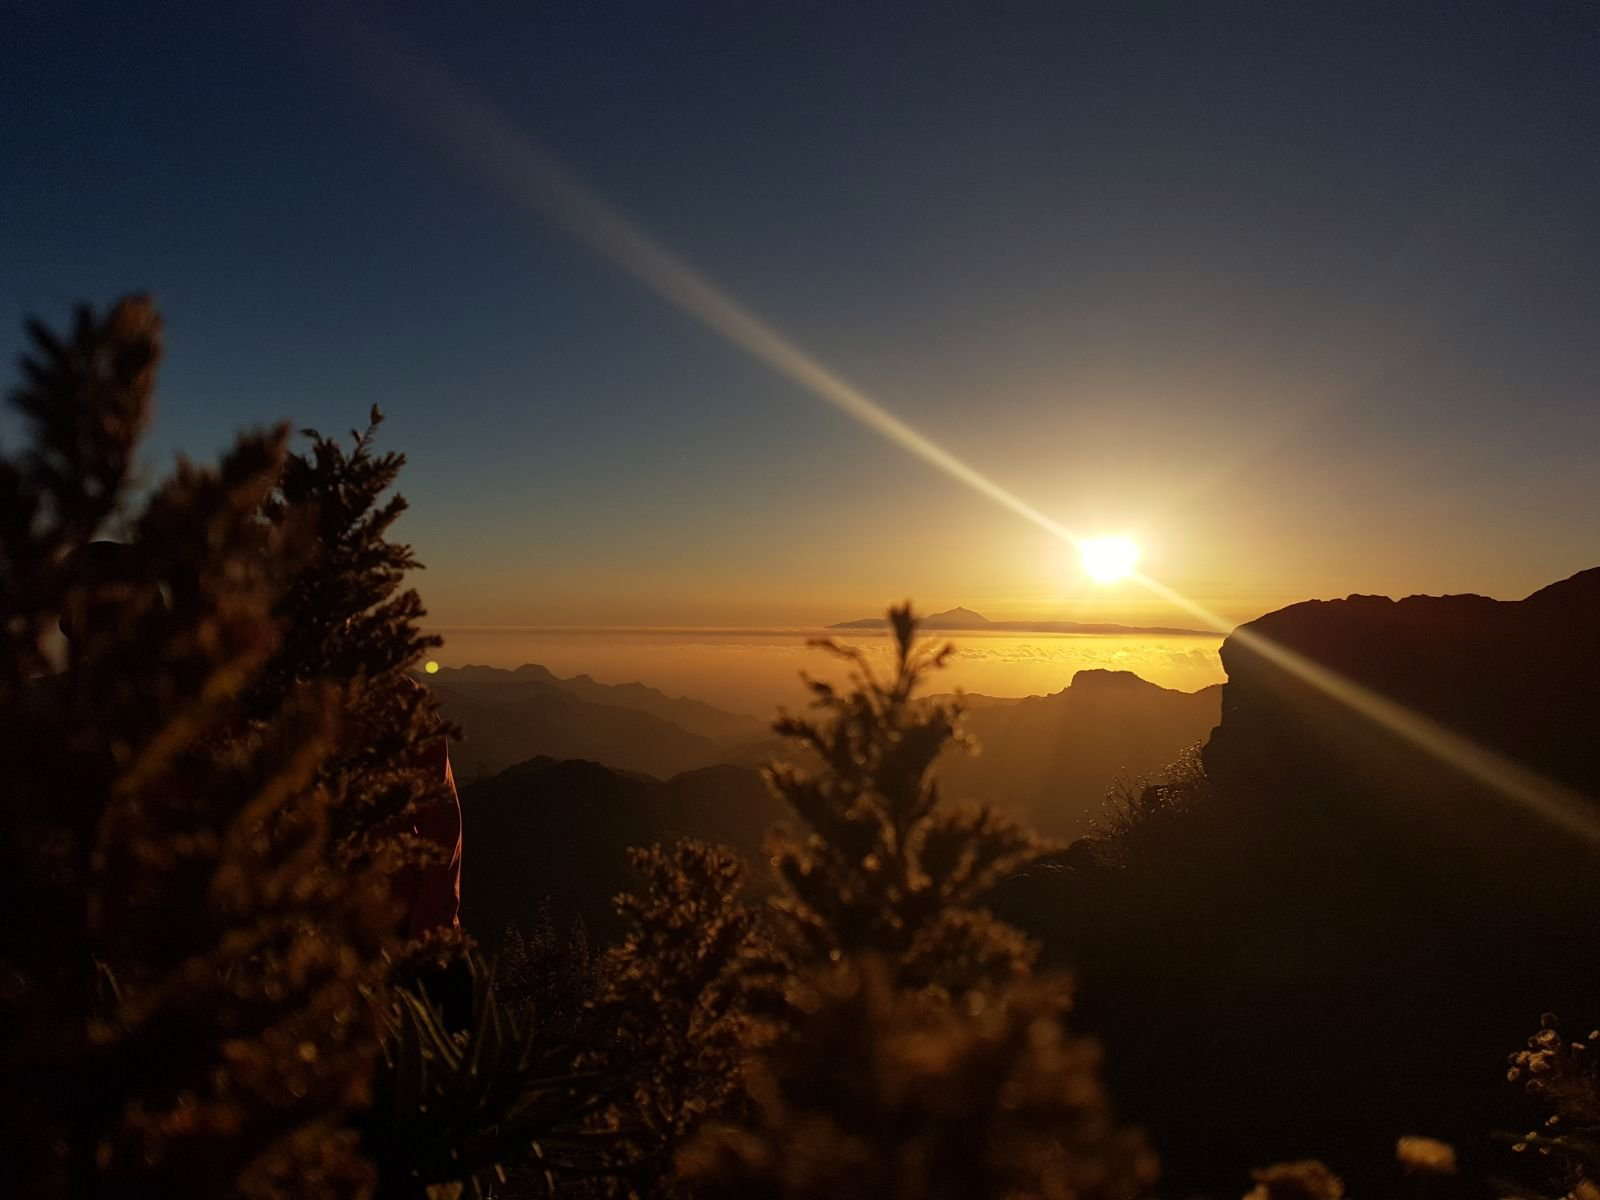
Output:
top-left (993, 568), bottom-right (1600, 1194)
top-left (1176, 568), bottom-right (1600, 1185)
top-left (1205, 566), bottom-right (1600, 810)
top-left (942, 669), bottom-right (1220, 837)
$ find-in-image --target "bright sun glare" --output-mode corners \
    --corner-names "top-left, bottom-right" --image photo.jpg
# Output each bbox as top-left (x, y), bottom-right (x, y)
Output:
top-left (1080, 536), bottom-right (1140, 583)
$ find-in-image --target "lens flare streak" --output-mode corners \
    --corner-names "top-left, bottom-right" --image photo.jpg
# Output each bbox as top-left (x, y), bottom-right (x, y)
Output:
top-left (349, 23), bottom-right (1080, 549)
top-left (1137, 574), bottom-right (1600, 846)
top-left (349, 21), bottom-right (1600, 848)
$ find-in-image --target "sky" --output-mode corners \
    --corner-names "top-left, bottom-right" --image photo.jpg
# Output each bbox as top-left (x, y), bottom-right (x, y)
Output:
top-left (4, 1), bottom-right (1598, 629)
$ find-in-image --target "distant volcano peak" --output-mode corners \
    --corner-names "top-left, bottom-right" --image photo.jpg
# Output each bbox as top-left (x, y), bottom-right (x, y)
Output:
top-left (923, 606), bottom-right (992, 627)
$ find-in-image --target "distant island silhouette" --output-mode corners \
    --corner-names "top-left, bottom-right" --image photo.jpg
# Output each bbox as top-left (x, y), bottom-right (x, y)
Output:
top-left (830, 605), bottom-right (1212, 636)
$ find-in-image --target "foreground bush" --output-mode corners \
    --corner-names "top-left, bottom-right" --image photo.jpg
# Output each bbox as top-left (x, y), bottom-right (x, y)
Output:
top-left (679, 956), bottom-right (1157, 1200)
top-left (589, 841), bottom-right (784, 1184)
top-left (764, 604), bottom-right (1047, 992)
top-left (660, 610), bottom-right (1152, 1198)
top-left (0, 296), bottom-right (532, 1198)
top-left (0, 297), bottom-right (395, 1197)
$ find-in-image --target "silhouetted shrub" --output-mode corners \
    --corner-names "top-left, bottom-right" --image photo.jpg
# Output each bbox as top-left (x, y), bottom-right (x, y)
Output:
top-left (763, 604), bottom-right (1047, 993)
top-left (253, 409), bottom-right (457, 891)
top-left (678, 956), bottom-right (1157, 1200)
top-left (0, 297), bottom-right (396, 1197)
top-left (588, 839), bottom-right (786, 1195)
top-left (671, 610), bottom-right (1152, 1199)
top-left (1090, 744), bottom-right (1212, 868)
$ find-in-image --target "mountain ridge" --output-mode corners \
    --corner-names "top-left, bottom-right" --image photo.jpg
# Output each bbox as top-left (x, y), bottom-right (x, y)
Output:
top-left (1045, 562), bottom-right (1600, 1191)
top-left (426, 663), bottom-right (767, 782)
top-left (459, 756), bottom-right (784, 941)
top-left (716, 667), bottom-right (1221, 837)
top-left (431, 662), bottom-right (763, 742)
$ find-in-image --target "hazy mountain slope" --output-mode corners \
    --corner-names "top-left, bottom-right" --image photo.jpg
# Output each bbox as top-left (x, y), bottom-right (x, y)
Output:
top-left (432, 681), bottom-right (727, 783)
top-left (939, 669), bottom-right (1221, 837)
top-left (714, 671), bottom-right (1217, 839)
top-left (433, 663), bottom-right (765, 743)
top-left (459, 757), bottom-right (783, 941)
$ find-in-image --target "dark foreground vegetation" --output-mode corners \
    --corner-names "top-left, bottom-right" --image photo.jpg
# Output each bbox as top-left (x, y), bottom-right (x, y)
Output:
top-left (3, 296), bottom-right (1598, 1199)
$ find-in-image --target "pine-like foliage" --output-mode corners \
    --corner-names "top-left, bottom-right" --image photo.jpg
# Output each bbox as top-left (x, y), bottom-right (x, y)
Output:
top-left (591, 840), bottom-right (786, 1194)
top-left (253, 410), bottom-right (455, 901)
top-left (675, 610), bottom-right (1153, 1199)
top-left (0, 297), bottom-right (396, 1197)
top-left (764, 605), bottom-right (1046, 992)
top-left (677, 956), bottom-right (1159, 1200)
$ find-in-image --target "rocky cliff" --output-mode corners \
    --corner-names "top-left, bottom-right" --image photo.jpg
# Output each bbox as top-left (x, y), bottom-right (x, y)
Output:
top-left (997, 568), bottom-right (1600, 1192)
top-left (1204, 566), bottom-right (1600, 811)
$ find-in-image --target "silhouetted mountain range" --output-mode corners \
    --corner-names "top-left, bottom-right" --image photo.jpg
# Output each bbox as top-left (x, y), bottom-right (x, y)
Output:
top-left (830, 606), bottom-right (1210, 636)
top-left (460, 757), bottom-right (784, 941)
top-left (698, 671), bottom-right (1219, 838)
top-left (432, 657), bottom-right (1220, 838)
top-left (435, 664), bottom-right (764, 741)
top-left (455, 663), bottom-right (1222, 948)
top-left (427, 664), bottom-right (765, 782)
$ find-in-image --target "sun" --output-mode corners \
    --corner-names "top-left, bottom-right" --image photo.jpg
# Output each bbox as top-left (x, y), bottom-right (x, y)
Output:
top-left (1080, 536), bottom-right (1140, 583)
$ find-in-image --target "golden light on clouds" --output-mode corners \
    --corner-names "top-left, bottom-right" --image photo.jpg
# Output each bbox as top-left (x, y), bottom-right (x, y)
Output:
top-left (1080, 536), bottom-right (1140, 583)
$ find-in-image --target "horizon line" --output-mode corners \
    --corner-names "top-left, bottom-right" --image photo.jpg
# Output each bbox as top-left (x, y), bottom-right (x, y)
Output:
top-left (425, 623), bottom-right (1227, 637)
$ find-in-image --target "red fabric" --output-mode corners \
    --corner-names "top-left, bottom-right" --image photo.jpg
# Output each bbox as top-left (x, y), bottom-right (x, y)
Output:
top-left (400, 732), bottom-right (462, 937)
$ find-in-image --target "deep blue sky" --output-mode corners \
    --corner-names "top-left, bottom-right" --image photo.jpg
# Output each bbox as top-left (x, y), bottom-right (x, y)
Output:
top-left (5, 2), bottom-right (1597, 625)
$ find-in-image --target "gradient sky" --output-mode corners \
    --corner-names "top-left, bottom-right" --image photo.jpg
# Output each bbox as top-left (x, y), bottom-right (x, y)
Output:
top-left (5, 2), bottom-right (1597, 628)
